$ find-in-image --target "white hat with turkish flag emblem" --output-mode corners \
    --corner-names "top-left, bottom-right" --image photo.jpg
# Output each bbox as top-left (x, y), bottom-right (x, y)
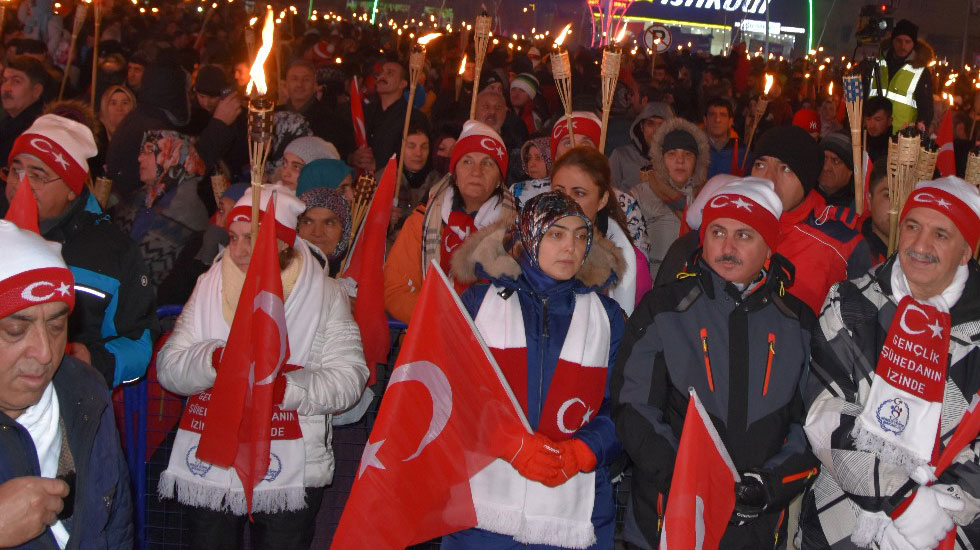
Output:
top-left (902, 176), bottom-right (980, 250)
top-left (0, 220), bottom-right (74, 319)
top-left (450, 120), bottom-right (509, 179)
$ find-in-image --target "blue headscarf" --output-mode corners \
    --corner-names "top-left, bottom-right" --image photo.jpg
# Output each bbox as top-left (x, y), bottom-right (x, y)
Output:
top-left (296, 159), bottom-right (353, 196)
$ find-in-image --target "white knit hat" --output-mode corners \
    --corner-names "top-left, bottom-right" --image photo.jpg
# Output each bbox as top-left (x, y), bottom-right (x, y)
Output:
top-left (226, 184), bottom-right (307, 246)
top-left (450, 120), bottom-right (509, 178)
top-left (284, 136), bottom-right (340, 164)
top-left (510, 73), bottom-right (539, 100)
top-left (9, 115), bottom-right (97, 195)
top-left (686, 174), bottom-right (741, 230)
top-left (700, 177), bottom-right (784, 251)
top-left (902, 176), bottom-right (980, 249)
top-left (0, 220), bottom-right (74, 319)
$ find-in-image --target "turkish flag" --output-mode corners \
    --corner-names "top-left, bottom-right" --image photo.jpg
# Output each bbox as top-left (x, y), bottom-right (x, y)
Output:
top-left (4, 172), bottom-right (40, 233)
top-left (936, 107), bottom-right (955, 177)
top-left (332, 262), bottom-right (529, 549)
top-left (342, 155), bottom-right (397, 385)
top-left (659, 390), bottom-right (739, 550)
top-left (195, 194), bottom-right (290, 515)
top-left (350, 76), bottom-right (368, 150)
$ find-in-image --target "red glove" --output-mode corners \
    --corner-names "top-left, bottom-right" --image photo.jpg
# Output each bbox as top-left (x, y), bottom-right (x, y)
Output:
top-left (506, 433), bottom-right (563, 486)
top-left (557, 439), bottom-right (597, 481)
top-left (273, 374), bottom-right (288, 406)
top-left (211, 346), bottom-right (224, 371)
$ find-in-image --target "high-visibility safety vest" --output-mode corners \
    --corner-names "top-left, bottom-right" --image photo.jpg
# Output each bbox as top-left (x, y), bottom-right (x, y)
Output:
top-left (868, 58), bottom-right (925, 133)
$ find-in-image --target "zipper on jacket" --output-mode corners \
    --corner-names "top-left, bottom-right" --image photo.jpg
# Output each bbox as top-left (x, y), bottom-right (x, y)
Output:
top-left (700, 328), bottom-right (715, 392)
top-left (773, 508), bottom-right (786, 548)
top-left (538, 295), bottom-right (549, 424)
top-left (781, 467), bottom-right (819, 484)
top-left (657, 492), bottom-right (665, 533)
top-left (763, 333), bottom-right (775, 396)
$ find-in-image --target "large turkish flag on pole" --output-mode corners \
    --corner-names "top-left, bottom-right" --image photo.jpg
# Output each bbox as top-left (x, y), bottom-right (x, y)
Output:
top-left (659, 390), bottom-right (740, 550)
top-left (332, 262), bottom-right (530, 549)
top-left (196, 195), bottom-right (290, 515)
top-left (935, 106), bottom-right (956, 178)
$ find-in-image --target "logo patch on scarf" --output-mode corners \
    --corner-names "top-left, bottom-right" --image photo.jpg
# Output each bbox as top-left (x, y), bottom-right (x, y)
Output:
top-left (876, 398), bottom-right (910, 435)
top-left (186, 446), bottom-right (213, 477)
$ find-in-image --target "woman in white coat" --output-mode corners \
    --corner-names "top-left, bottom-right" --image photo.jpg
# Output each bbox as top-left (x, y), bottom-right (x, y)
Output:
top-left (156, 186), bottom-right (369, 550)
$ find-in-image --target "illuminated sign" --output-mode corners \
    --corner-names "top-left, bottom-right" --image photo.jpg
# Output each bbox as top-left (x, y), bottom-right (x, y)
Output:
top-left (654, 0), bottom-right (768, 14)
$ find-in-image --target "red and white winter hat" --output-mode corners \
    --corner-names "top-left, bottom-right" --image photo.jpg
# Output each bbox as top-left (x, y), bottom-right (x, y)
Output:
top-left (450, 120), bottom-right (509, 179)
top-left (902, 176), bottom-right (980, 250)
top-left (550, 111), bottom-right (602, 159)
top-left (0, 220), bottom-right (74, 319)
top-left (226, 184), bottom-right (307, 245)
top-left (9, 115), bottom-right (98, 195)
top-left (699, 177), bottom-right (784, 251)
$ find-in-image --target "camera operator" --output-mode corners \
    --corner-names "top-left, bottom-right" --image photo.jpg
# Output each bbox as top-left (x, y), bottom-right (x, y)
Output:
top-left (866, 19), bottom-right (934, 134)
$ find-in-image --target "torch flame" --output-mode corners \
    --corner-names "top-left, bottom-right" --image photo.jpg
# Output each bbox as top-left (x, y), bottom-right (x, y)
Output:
top-left (458, 54), bottom-right (467, 75)
top-left (418, 32), bottom-right (441, 46)
top-left (763, 73), bottom-right (774, 95)
top-left (246, 8), bottom-right (274, 96)
top-left (828, 81), bottom-right (833, 96)
top-left (614, 25), bottom-right (627, 44)
top-left (249, 16), bottom-right (258, 26)
top-left (554, 23), bottom-right (572, 48)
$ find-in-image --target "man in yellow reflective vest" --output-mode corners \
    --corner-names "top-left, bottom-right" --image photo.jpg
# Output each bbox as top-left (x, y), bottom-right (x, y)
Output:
top-left (866, 19), bottom-right (935, 133)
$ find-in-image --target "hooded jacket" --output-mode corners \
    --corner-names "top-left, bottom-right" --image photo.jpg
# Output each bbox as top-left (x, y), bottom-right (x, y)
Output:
top-left (609, 103), bottom-right (674, 193)
top-left (613, 254), bottom-right (818, 549)
top-left (449, 221), bottom-right (626, 549)
top-left (632, 117), bottom-right (710, 281)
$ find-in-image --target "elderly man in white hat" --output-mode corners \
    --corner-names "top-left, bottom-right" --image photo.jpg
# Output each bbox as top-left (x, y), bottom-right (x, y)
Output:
top-left (615, 178), bottom-right (819, 549)
top-left (0, 220), bottom-right (133, 549)
top-left (2, 114), bottom-right (157, 389)
top-left (802, 176), bottom-right (980, 550)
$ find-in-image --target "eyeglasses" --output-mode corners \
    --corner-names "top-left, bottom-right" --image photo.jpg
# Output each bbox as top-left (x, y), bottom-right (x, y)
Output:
top-left (2, 166), bottom-right (62, 187)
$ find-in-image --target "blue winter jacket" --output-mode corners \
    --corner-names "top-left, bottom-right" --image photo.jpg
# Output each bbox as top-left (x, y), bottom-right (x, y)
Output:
top-left (0, 356), bottom-right (134, 550)
top-left (457, 252), bottom-right (625, 549)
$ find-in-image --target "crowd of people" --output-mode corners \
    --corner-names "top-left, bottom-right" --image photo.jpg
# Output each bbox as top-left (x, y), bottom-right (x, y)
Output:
top-left (4, 0), bottom-right (980, 548)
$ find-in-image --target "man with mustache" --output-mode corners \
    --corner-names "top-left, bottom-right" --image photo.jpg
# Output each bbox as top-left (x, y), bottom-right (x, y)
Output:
top-left (0, 56), bottom-right (47, 171)
top-left (801, 176), bottom-right (980, 549)
top-left (613, 178), bottom-right (818, 549)
top-left (351, 60), bottom-right (422, 173)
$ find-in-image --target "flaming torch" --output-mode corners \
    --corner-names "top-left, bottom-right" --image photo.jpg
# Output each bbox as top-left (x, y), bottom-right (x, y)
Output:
top-left (455, 54), bottom-right (466, 102)
top-left (598, 26), bottom-right (626, 152)
top-left (246, 7), bottom-right (275, 244)
top-left (245, 16), bottom-right (258, 60)
top-left (396, 32), bottom-right (441, 197)
top-left (887, 129), bottom-right (921, 255)
top-left (90, 0), bottom-right (103, 110)
top-left (742, 73), bottom-right (773, 166)
top-left (552, 23), bottom-right (575, 145)
top-left (468, 12), bottom-right (492, 120)
top-left (843, 75), bottom-right (865, 215)
top-left (59, 1), bottom-right (88, 100)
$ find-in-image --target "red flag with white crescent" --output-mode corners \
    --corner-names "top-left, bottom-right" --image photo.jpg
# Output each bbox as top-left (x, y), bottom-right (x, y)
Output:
top-left (350, 76), bottom-right (368, 150)
top-left (341, 155), bottom-right (396, 385)
top-left (659, 390), bottom-right (739, 550)
top-left (936, 107), bottom-right (955, 177)
top-left (332, 262), bottom-right (529, 549)
top-left (195, 194), bottom-right (290, 515)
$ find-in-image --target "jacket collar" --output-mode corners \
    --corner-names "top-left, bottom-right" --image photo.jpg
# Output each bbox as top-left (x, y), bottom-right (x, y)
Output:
top-left (779, 191), bottom-right (825, 230)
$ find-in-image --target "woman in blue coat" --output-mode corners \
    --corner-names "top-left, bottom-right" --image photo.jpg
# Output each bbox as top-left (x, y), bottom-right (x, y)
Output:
top-left (445, 191), bottom-right (625, 550)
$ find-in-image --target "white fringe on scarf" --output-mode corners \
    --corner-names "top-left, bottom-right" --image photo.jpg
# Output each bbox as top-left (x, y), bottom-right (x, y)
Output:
top-left (158, 472), bottom-right (308, 515)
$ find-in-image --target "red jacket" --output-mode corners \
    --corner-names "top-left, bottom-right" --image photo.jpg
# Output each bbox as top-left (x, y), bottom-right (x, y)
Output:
top-left (776, 192), bottom-right (871, 314)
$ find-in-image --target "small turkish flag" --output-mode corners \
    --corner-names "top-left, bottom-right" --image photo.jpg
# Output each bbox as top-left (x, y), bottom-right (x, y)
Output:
top-left (659, 390), bottom-right (740, 550)
top-left (342, 155), bottom-right (397, 385)
top-left (4, 173), bottom-right (40, 233)
top-left (332, 262), bottom-right (528, 549)
top-left (350, 76), bottom-right (368, 150)
top-left (195, 193), bottom-right (290, 515)
top-left (935, 107), bottom-right (955, 178)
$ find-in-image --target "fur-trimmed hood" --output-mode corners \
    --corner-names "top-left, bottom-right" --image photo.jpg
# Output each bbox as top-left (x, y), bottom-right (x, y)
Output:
top-left (450, 219), bottom-right (626, 291)
top-left (648, 116), bottom-right (711, 191)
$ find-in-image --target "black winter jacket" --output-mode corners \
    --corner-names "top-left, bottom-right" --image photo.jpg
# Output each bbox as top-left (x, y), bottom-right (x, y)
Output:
top-left (613, 255), bottom-right (819, 549)
top-left (0, 356), bottom-right (133, 549)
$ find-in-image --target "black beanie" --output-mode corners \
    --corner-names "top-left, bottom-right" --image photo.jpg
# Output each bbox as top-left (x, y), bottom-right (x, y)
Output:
top-left (820, 131), bottom-right (853, 171)
top-left (754, 126), bottom-right (822, 195)
top-left (662, 129), bottom-right (699, 156)
top-left (892, 19), bottom-right (919, 43)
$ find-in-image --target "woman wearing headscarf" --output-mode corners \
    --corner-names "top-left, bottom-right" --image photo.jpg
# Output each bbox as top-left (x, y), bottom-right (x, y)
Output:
top-left (519, 136), bottom-right (552, 181)
top-left (296, 159), bottom-right (354, 203)
top-left (444, 191), bottom-right (624, 550)
top-left (157, 187), bottom-right (368, 550)
top-left (117, 129), bottom-right (208, 286)
top-left (99, 85), bottom-right (137, 143)
top-left (384, 120), bottom-right (517, 323)
top-left (297, 186), bottom-right (352, 277)
top-left (265, 111), bottom-right (314, 182)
